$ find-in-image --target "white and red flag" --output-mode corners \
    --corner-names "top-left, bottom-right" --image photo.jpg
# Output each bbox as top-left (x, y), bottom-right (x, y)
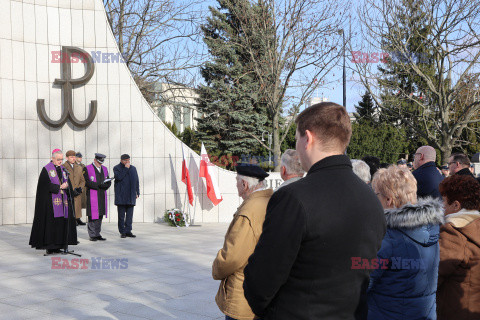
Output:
top-left (181, 143), bottom-right (194, 206)
top-left (199, 143), bottom-right (223, 206)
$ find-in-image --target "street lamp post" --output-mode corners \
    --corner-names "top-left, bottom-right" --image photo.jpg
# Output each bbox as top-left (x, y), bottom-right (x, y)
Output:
top-left (338, 29), bottom-right (346, 108)
top-left (261, 131), bottom-right (273, 169)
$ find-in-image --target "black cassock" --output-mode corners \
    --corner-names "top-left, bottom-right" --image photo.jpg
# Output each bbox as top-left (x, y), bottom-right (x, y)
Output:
top-left (29, 165), bottom-right (78, 250)
top-left (83, 166), bottom-right (111, 219)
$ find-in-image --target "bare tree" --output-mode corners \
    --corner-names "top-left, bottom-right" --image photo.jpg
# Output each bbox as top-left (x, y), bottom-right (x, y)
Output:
top-left (231, 0), bottom-right (350, 171)
top-left (355, 0), bottom-right (480, 163)
top-left (103, 0), bottom-right (203, 106)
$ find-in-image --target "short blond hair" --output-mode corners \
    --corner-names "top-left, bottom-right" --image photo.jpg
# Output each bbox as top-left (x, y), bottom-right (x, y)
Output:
top-left (372, 165), bottom-right (417, 208)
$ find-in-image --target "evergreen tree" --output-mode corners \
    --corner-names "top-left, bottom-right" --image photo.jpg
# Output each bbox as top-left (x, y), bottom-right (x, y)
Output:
top-left (354, 91), bottom-right (377, 124)
top-left (181, 127), bottom-right (201, 154)
top-left (376, 0), bottom-right (437, 157)
top-left (348, 122), bottom-right (409, 164)
top-left (196, 0), bottom-right (270, 157)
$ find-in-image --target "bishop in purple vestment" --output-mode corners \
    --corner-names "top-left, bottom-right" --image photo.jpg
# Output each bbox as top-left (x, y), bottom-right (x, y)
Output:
top-left (29, 149), bottom-right (78, 255)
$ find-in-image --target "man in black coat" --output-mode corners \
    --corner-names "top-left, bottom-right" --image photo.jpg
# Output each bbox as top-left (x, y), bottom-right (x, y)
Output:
top-left (412, 145), bottom-right (444, 198)
top-left (448, 153), bottom-right (480, 184)
top-left (243, 102), bottom-right (386, 320)
top-left (113, 154), bottom-right (140, 238)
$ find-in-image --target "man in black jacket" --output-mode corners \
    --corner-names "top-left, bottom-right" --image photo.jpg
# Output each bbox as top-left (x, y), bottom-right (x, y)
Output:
top-left (448, 153), bottom-right (480, 184)
top-left (243, 102), bottom-right (386, 320)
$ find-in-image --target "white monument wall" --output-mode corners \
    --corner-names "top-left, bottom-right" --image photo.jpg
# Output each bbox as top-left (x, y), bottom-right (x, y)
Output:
top-left (0, 0), bottom-right (243, 225)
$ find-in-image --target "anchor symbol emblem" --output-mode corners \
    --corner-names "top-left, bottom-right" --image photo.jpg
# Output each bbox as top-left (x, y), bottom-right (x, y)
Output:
top-left (37, 46), bottom-right (97, 128)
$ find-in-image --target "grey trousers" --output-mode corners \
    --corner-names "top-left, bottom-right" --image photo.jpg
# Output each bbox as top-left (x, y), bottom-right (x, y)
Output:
top-left (87, 217), bottom-right (103, 237)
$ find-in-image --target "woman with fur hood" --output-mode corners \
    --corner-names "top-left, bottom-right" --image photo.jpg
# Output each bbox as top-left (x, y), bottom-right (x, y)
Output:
top-left (368, 165), bottom-right (444, 320)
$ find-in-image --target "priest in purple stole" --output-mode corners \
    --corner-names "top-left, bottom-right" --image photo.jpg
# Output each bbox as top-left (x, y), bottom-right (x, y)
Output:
top-left (29, 149), bottom-right (78, 255)
top-left (83, 153), bottom-right (112, 241)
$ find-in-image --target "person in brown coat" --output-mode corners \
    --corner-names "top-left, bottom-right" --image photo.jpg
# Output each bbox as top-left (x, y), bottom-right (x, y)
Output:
top-left (212, 164), bottom-right (273, 320)
top-left (76, 152), bottom-right (87, 211)
top-left (63, 150), bottom-right (86, 226)
top-left (438, 174), bottom-right (480, 320)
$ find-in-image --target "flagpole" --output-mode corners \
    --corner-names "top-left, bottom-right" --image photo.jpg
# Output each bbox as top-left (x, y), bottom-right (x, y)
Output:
top-left (192, 143), bottom-right (205, 225)
top-left (181, 142), bottom-right (187, 215)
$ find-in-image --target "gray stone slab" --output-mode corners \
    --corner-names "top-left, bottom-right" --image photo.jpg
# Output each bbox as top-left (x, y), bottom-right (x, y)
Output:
top-left (0, 222), bottom-right (230, 319)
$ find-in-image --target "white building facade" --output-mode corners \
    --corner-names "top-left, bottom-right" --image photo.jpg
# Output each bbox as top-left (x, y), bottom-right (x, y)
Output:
top-left (151, 83), bottom-right (199, 133)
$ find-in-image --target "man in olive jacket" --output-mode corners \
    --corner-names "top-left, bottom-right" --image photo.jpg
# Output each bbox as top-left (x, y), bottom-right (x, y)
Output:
top-left (243, 102), bottom-right (386, 320)
top-left (213, 164), bottom-right (273, 320)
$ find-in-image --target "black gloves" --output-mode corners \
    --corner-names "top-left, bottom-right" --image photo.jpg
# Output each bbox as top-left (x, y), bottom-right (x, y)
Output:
top-left (73, 187), bottom-right (83, 196)
top-left (98, 181), bottom-right (111, 190)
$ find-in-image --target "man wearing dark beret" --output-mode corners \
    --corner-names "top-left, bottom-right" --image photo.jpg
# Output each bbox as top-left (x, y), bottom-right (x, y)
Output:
top-left (62, 150), bottom-right (86, 226)
top-left (397, 159), bottom-right (407, 169)
top-left (113, 154), bottom-right (140, 238)
top-left (83, 153), bottom-right (112, 241)
top-left (212, 164), bottom-right (273, 320)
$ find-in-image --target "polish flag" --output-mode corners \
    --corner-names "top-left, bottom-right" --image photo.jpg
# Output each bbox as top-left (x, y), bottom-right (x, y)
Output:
top-left (181, 143), bottom-right (194, 206)
top-left (199, 143), bottom-right (223, 206)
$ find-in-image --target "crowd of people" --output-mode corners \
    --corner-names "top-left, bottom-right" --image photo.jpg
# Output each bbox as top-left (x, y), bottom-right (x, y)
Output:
top-left (29, 151), bottom-right (140, 255)
top-left (212, 102), bottom-right (480, 320)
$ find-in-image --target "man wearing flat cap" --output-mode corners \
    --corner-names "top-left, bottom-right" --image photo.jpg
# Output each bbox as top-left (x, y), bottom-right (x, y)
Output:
top-left (62, 150), bottom-right (86, 226)
top-left (114, 154), bottom-right (140, 238)
top-left (212, 164), bottom-right (273, 320)
top-left (83, 153), bottom-right (112, 241)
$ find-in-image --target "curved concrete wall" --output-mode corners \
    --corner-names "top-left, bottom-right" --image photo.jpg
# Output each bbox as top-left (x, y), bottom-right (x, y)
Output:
top-left (0, 0), bottom-right (243, 225)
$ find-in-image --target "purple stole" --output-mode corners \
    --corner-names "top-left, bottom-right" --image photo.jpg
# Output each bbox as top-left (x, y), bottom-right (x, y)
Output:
top-left (44, 162), bottom-right (69, 218)
top-left (86, 164), bottom-right (108, 219)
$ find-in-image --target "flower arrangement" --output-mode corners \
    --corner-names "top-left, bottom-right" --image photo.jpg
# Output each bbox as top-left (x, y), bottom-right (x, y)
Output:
top-left (164, 208), bottom-right (189, 227)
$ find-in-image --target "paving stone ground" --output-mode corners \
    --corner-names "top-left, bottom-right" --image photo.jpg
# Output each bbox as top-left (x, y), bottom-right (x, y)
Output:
top-left (0, 222), bottom-right (230, 319)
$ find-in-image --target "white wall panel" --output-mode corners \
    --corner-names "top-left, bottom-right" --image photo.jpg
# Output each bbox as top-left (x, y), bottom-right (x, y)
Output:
top-left (0, 0), bottom-right (239, 225)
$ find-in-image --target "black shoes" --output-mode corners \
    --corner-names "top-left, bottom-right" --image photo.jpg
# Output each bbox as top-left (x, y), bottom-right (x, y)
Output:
top-left (90, 236), bottom-right (106, 241)
top-left (45, 249), bottom-right (62, 254)
top-left (120, 234), bottom-right (127, 238)
top-left (125, 233), bottom-right (136, 238)
top-left (76, 219), bottom-right (86, 226)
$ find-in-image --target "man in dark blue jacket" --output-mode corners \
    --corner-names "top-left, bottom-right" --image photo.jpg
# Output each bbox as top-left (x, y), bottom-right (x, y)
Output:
top-left (412, 146), bottom-right (444, 198)
top-left (114, 154), bottom-right (140, 238)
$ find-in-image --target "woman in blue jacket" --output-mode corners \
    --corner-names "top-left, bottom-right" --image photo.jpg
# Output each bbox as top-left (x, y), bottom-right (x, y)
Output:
top-left (368, 165), bottom-right (444, 320)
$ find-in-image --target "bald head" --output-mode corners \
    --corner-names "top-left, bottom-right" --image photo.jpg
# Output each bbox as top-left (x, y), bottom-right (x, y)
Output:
top-left (413, 146), bottom-right (437, 169)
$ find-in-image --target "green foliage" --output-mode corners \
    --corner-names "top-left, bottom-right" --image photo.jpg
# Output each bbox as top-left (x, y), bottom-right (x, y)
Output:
top-left (281, 123), bottom-right (297, 152)
top-left (348, 121), bottom-right (409, 164)
top-left (181, 127), bottom-right (201, 154)
top-left (354, 91), bottom-right (377, 124)
top-left (377, 0), bottom-right (437, 152)
top-left (196, 0), bottom-right (272, 157)
top-left (164, 122), bottom-right (180, 138)
top-left (164, 209), bottom-right (188, 227)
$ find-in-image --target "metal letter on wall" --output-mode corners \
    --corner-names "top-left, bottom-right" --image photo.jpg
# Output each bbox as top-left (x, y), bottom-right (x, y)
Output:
top-left (37, 46), bottom-right (97, 128)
